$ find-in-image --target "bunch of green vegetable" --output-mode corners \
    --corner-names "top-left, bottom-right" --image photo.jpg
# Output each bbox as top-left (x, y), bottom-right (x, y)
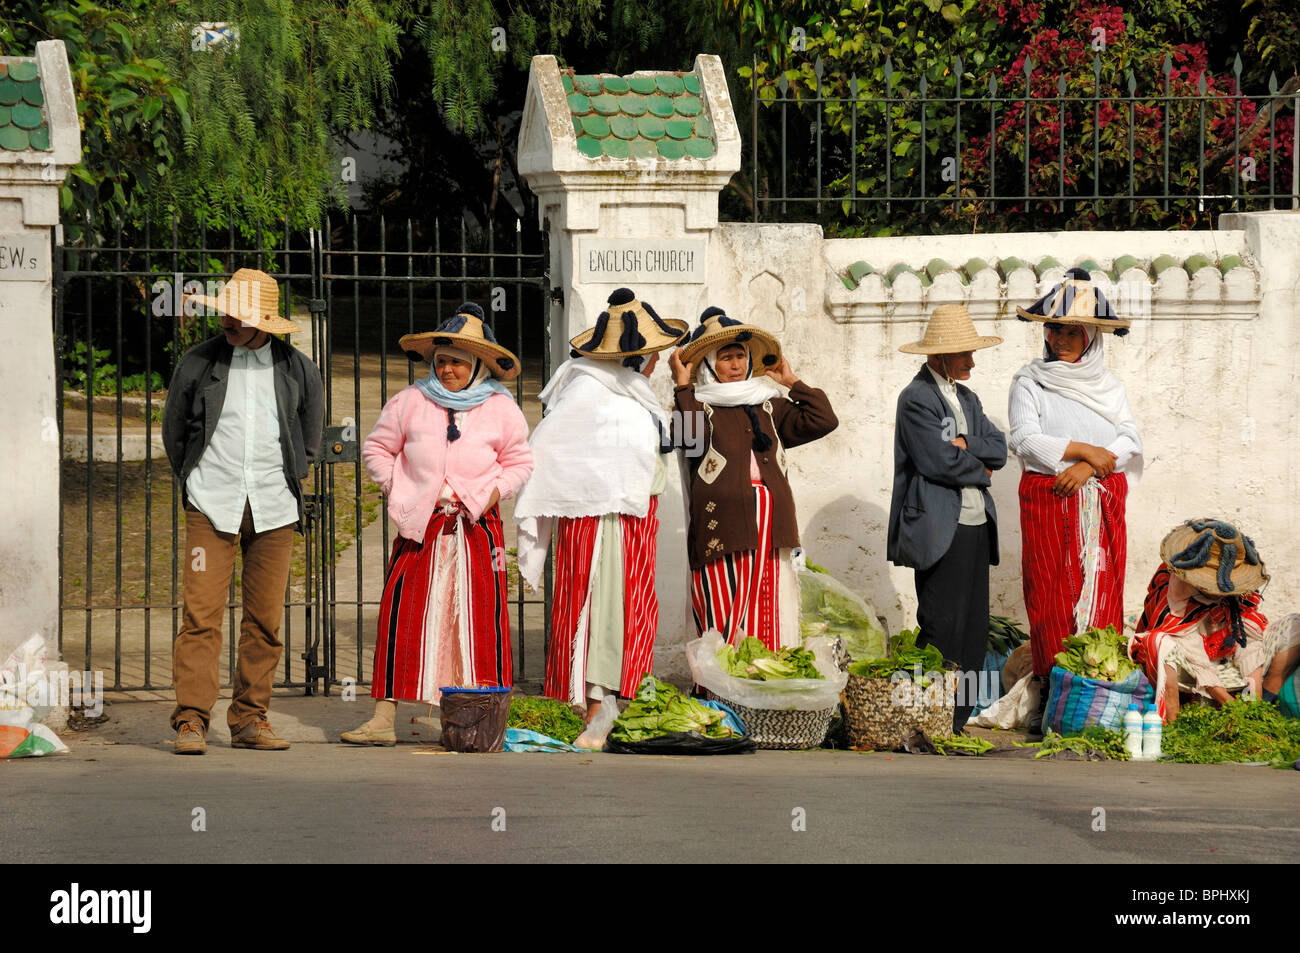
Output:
top-left (608, 677), bottom-right (735, 744)
top-left (1054, 625), bottom-right (1140, 682)
top-left (1015, 727), bottom-right (1130, 761)
top-left (988, 616), bottom-right (1029, 657)
top-left (507, 696), bottom-right (585, 745)
top-left (1162, 699), bottom-right (1300, 766)
top-left (847, 628), bottom-right (946, 685)
top-left (717, 636), bottom-right (822, 681)
top-left (932, 735), bottom-right (994, 756)
top-left (799, 565), bottom-right (888, 660)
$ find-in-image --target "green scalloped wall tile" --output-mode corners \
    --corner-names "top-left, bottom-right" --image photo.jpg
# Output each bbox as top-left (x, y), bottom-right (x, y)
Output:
top-left (629, 138), bottom-right (658, 158)
top-left (1034, 256), bottom-right (1061, 276)
top-left (591, 93), bottom-right (620, 116)
top-left (601, 76), bottom-right (629, 94)
top-left (27, 124), bottom-right (49, 150)
top-left (580, 114), bottom-right (610, 137)
top-left (576, 136), bottom-right (603, 158)
top-left (683, 74), bottom-right (700, 94)
top-left (602, 138), bottom-right (630, 159)
top-left (683, 138), bottom-right (714, 159)
top-left (694, 116), bottom-right (713, 137)
top-left (963, 257), bottom-right (990, 278)
top-left (675, 95), bottom-right (702, 116)
top-left (20, 80), bottom-right (42, 106)
top-left (571, 117), bottom-right (583, 139)
top-left (657, 138), bottom-right (686, 159)
top-left (9, 61), bottom-right (38, 82)
top-left (0, 105), bottom-right (9, 126)
top-left (1184, 253), bottom-right (1213, 274)
top-left (10, 103), bottom-right (41, 129)
top-left (609, 115), bottom-right (638, 139)
top-left (1075, 259), bottom-right (1101, 274)
top-left (636, 115), bottom-right (665, 139)
top-left (848, 261), bottom-right (874, 284)
top-left (567, 93), bottom-right (591, 114)
top-left (0, 79), bottom-right (19, 106)
top-left (997, 256), bottom-right (1026, 276)
top-left (573, 74), bottom-right (602, 95)
top-left (1150, 254), bottom-right (1180, 275)
top-left (1219, 254), bottom-right (1246, 274)
top-left (664, 118), bottom-right (693, 140)
top-left (655, 75), bottom-right (684, 95)
top-left (627, 75), bottom-right (656, 94)
top-left (1111, 254), bottom-right (1141, 276)
top-left (561, 74), bottom-right (574, 93)
top-left (0, 125), bottom-right (28, 150)
top-left (618, 94), bottom-right (646, 116)
top-left (646, 95), bottom-right (674, 118)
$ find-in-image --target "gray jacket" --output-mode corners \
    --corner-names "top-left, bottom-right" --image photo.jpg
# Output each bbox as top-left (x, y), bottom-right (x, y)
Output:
top-left (887, 365), bottom-right (1007, 571)
top-left (162, 335), bottom-right (325, 532)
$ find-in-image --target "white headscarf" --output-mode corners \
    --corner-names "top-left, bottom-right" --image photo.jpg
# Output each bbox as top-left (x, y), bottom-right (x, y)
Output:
top-left (433, 345), bottom-right (492, 389)
top-left (1012, 326), bottom-right (1132, 428)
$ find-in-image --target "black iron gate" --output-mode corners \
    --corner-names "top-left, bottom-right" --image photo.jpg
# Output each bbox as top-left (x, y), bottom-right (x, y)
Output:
top-left (53, 212), bottom-right (552, 695)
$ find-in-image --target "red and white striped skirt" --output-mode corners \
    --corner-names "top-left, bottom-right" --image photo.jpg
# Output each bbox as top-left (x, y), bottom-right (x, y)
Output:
top-left (691, 481), bottom-right (782, 651)
top-left (372, 504), bottom-right (511, 703)
top-left (544, 497), bottom-right (660, 704)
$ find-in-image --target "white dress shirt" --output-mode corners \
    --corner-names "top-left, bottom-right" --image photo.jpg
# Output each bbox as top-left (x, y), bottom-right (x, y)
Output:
top-left (926, 364), bottom-right (986, 526)
top-left (186, 340), bottom-right (299, 534)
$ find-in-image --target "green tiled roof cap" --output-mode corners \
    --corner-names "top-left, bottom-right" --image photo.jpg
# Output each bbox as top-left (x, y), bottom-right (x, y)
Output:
top-left (0, 59), bottom-right (50, 151)
top-left (563, 68), bottom-right (715, 161)
top-left (837, 256), bottom-right (1255, 291)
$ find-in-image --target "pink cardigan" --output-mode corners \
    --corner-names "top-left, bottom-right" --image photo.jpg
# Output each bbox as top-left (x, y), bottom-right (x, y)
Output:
top-left (362, 386), bottom-right (533, 544)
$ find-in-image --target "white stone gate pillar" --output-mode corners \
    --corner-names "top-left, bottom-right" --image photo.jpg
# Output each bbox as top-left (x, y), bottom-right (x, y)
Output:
top-left (0, 41), bottom-right (81, 661)
top-left (517, 54), bottom-right (741, 680)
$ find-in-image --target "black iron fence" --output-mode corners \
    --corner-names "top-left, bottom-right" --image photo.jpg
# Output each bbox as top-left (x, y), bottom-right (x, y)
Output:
top-left (54, 212), bottom-right (551, 694)
top-left (742, 53), bottom-right (1299, 232)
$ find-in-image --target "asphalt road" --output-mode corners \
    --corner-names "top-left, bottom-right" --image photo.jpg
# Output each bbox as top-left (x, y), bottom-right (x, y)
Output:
top-left (6, 741), bottom-right (1298, 863)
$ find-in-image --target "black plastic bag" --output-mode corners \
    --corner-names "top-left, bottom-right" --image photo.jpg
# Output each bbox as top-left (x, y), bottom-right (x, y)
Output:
top-left (603, 730), bottom-right (756, 755)
top-left (440, 688), bottom-right (511, 752)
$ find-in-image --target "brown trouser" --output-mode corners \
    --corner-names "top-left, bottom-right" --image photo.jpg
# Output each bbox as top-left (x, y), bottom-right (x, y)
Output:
top-left (171, 502), bottom-right (295, 733)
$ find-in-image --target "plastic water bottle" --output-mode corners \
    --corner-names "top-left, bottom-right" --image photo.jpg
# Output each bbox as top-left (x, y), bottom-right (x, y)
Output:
top-left (1123, 704), bottom-right (1144, 760)
top-left (1142, 706), bottom-right (1163, 761)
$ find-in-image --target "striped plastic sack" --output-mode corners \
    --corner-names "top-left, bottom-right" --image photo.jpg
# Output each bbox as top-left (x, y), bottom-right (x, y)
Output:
top-left (1044, 665), bottom-right (1153, 734)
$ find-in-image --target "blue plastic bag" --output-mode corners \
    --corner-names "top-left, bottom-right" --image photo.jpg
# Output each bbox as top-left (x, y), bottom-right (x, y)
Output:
top-left (503, 728), bottom-right (582, 753)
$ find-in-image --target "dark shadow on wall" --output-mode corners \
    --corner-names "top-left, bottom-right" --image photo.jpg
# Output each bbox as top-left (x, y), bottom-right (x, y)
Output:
top-left (800, 493), bottom-right (904, 635)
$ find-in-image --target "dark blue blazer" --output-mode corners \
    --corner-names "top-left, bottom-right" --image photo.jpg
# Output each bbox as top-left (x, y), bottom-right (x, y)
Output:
top-left (887, 365), bottom-right (1007, 571)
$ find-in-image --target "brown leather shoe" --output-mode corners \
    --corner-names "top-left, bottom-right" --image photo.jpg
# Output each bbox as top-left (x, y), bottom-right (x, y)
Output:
top-left (230, 719), bottom-right (291, 750)
top-left (174, 722), bottom-right (207, 755)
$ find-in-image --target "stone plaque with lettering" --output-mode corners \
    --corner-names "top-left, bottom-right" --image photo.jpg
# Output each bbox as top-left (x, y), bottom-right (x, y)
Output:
top-left (578, 237), bottom-right (706, 285)
top-left (0, 234), bottom-right (50, 281)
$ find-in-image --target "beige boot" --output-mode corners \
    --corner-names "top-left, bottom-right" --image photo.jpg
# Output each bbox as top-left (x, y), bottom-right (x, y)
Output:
top-left (341, 700), bottom-right (397, 746)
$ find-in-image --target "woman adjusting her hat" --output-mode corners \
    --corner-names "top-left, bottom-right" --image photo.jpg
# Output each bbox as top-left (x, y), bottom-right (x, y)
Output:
top-left (1008, 267), bottom-right (1142, 724)
top-left (887, 304), bottom-right (1007, 733)
top-left (1131, 520), bottom-right (1300, 723)
top-left (514, 288), bottom-right (687, 724)
top-left (341, 303), bottom-right (533, 745)
top-left (669, 307), bottom-right (838, 650)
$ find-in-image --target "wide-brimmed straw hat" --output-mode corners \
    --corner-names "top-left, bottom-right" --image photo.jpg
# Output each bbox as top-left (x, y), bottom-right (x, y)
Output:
top-left (676, 306), bottom-right (781, 381)
top-left (899, 303), bottom-right (1002, 355)
top-left (569, 288), bottom-right (688, 359)
top-left (186, 268), bottom-right (300, 334)
top-left (1016, 266), bottom-right (1132, 335)
top-left (399, 303), bottom-right (521, 381)
top-left (1160, 518), bottom-right (1269, 596)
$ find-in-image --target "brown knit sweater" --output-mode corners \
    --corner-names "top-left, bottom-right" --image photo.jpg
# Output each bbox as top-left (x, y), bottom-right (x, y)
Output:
top-left (673, 380), bottom-right (838, 570)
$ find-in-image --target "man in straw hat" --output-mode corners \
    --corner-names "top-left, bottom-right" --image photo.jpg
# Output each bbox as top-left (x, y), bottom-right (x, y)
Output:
top-left (1131, 519), bottom-right (1300, 722)
top-left (162, 268), bottom-right (324, 754)
top-left (514, 288), bottom-right (687, 728)
top-left (669, 306), bottom-right (837, 650)
top-left (888, 303), bottom-right (1007, 732)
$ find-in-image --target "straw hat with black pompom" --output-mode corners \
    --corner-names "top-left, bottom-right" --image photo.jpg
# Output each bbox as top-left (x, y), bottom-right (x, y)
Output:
top-left (398, 302), bottom-right (521, 381)
top-left (899, 303), bottom-right (1002, 354)
top-left (185, 267), bottom-right (300, 335)
top-left (569, 288), bottom-right (689, 360)
top-left (676, 306), bottom-right (782, 381)
top-left (1160, 519), bottom-right (1269, 597)
top-left (1016, 266), bottom-right (1133, 335)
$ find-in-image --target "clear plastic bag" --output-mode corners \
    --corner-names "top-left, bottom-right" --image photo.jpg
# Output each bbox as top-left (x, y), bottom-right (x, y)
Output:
top-left (797, 567), bottom-right (888, 662)
top-left (686, 630), bottom-right (848, 711)
top-left (574, 693), bottom-right (618, 750)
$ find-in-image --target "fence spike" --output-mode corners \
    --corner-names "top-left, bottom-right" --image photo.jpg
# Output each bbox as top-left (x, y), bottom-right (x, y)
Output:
top-left (1094, 53), bottom-right (1102, 76)
top-left (778, 72), bottom-right (789, 95)
top-left (988, 73), bottom-right (997, 96)
top-left (815, 56), bottom-right (824, 81)
top-left (1163, 53), bottom-right (1172, 75)
top-left (1023, 56), bottom-right (1034, 78)
top-left (1197, 72), bottom-right (1207, 95)
top-left (953, 55), bottom-right (962, 78)
top-left (1233, 52), bottom-right (1242, 76)
top-left (1058, 75), bottom-right (1067, 96)
top-left (1126, 70), bottom-right (1137, 94)
top-left (919, 73), bottom-right (928, 95)
top-left (1268, 71), bottom-right (1278, 95)
top-left (851, 74), bottom-right (859, 98)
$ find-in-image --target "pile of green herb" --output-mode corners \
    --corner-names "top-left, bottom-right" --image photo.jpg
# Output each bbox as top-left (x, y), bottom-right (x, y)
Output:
top-left (507, 696), bottom-right (585, 745)
top-left (608, 677), bottom-right (735, 744)
top-left (932, 735), bottom-right (994, 756)
top-left (1162, 699), bottom-right (1300, 766)
top-left (1054, 625), bottom-right (1140, 682)
top-left (717, 636), bottom-right (822, 681)
top-left (988, 615), bottom-right (1029, 656)
top-left (847, 628), bottom-right (945, 685)
top-left (799, 565), bottom-right (888, 660)
top-left (1015, 727), bottom-right (1130, 761)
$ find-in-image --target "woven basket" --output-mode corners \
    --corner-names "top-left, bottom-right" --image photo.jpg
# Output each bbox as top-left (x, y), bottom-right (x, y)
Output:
top-left (843, 674), bottom-right (953, 750)
top-left (703, 689), bottom-right (835, 750)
